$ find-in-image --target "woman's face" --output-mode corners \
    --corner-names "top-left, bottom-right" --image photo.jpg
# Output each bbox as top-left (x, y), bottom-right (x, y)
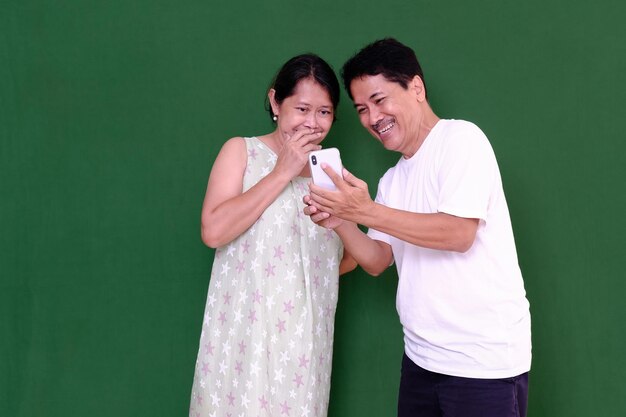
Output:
top-left (270, 77), bottom-right (334, 144)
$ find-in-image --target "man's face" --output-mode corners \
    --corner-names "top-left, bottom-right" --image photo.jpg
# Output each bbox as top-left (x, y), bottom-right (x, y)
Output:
top-left (350, 74), bottom-right (424, 157)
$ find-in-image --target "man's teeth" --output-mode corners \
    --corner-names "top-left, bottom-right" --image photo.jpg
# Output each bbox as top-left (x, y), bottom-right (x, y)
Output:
top-left (378, 122), bottom-right (394, 134)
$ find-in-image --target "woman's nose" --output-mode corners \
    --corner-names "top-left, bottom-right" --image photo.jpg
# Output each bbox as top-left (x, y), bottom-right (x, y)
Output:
top-left (303, 113), bottom-right (318, 129)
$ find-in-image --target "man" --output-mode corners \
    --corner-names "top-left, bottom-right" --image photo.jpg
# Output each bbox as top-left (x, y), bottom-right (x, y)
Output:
top-left (305, 38), bottom-right (531, 417)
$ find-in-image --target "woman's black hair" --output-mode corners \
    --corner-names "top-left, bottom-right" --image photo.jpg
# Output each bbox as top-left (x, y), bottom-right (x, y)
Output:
top-left (266, 54), bottom-right (340, 122)
top-left (341, 38), bottom-right (427, 100)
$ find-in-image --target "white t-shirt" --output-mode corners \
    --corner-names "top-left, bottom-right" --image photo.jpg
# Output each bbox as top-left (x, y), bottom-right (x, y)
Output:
top-left (368, 119), bottom-right (531, 379)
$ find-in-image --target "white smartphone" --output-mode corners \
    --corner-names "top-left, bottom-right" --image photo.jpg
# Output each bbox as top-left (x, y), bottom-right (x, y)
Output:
top-left (309, 148), bottom-right (343, 190)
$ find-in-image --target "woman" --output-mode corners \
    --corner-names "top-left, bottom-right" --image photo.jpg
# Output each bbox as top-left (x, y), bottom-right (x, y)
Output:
top-left (189, 54), bottom-right (356, 417)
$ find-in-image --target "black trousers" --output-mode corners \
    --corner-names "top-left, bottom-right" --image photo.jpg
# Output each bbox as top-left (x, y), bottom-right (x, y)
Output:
top-left (398, 353), bottom-right (529, 417)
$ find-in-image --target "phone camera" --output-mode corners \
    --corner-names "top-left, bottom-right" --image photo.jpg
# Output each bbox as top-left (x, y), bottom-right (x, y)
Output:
top-left (311, 155), bottom-right (317, 165)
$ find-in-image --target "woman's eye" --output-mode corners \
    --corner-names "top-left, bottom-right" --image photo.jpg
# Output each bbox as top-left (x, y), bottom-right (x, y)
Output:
top-left (297, 107), bottom-right (308, 113)
top-left (320, 110), bottom-right (332, 116)
top-left (375, 97), bottom-right (385, 104)
top-left (357, 107), bottom-right (367, 114)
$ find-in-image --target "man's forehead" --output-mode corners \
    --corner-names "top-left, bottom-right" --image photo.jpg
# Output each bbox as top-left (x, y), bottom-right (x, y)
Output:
top-left (351, 75), bottom-right (397, 101)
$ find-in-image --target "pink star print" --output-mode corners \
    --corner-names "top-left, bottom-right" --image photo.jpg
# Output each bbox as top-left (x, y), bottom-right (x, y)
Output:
top-left (227, 392), bottom-right (235, 406)
top-left (265, 262), bottom-right (276, 277)
top-left (218, 311), bottom-right (227, 325)
top-left (253, 289), bottom-right (262, 304)
top-left (283, 300), bottom-right (294, 315)
top-left (238, 340), bottom-right (247, 354)
top-left (248, 309), bottom-right (258, 324)
top-left (280, 400), bottom-right (291, 415)
top-left (274, 245), bottom-right (285, 260)
top-left (259, 395), bottom-right (269, 411)
top-left (293, 372), bottom-right (304, 388)
top-left (298, 354), bottom-right (309, 369)
top-left (276, 318), bottom-right (286, 333)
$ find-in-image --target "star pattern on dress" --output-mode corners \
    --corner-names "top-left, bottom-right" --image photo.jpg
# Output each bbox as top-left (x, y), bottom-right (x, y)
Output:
top-left (298, 354), bottom-right (310, 369)
top-left (274, 368), bottom-right (285, 384)
top-left (293, 372), bottom-right (304, 388)
top-left (274, 213), bottom-right (285, 228)
top-left (190, 138), bottom-right (343, 417)
top-left (274, 245), bottom-right (285, 260)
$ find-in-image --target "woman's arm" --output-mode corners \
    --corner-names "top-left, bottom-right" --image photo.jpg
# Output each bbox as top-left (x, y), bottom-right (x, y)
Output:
top-left (200, 138), bottom-right (292, 248)
top-left (202, 130), bottom-right (324, 248)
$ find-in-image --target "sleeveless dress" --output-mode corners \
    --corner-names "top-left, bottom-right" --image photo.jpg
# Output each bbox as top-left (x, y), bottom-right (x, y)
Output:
top-left (190, 137), bottom-right (343, 417)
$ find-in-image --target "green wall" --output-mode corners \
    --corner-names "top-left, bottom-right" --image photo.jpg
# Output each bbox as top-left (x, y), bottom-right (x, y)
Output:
top-left (2, 1), bottom-right (625, 416)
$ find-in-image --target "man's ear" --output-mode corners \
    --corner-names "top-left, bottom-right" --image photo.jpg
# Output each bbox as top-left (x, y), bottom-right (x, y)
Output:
top-left (411, 75), bottom-right (426, 102)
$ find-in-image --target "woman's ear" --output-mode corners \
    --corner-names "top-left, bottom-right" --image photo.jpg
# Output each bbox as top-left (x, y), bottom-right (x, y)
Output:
top-left (268, 89), bottom-right (279, 117)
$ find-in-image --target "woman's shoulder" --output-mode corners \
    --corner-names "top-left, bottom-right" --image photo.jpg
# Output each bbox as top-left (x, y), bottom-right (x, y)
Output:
top-left (222, 136), bottom-right (265, 149)
top-left (212, 137), bottom-right (250, 167)
top-left (222, 136), bottom-right (247, 147)
top-left (218, 136), bottom-right (251, 154)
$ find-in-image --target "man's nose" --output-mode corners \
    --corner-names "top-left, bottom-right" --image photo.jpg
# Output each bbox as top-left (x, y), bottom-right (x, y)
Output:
top-left (369, 108), bottom-right (384, 128)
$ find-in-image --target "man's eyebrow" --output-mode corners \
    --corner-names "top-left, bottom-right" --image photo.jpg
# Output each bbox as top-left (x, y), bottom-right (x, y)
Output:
top-left (353, 92), bottom-right (383, 108)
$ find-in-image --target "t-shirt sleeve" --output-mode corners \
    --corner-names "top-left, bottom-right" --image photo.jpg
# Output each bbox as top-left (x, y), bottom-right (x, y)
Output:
top-left (437, 123), bottom-right (498, 221)
top-left (366, 177), bottom-right (392, 245)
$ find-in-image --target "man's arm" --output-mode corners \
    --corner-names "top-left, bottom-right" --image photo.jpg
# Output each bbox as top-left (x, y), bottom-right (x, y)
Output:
top-left (309, 165), bottom-right (479, 253)
top-left (361, 205), bottom-right (478, 253)
top-left (334, 221), bottom-right (393, 276)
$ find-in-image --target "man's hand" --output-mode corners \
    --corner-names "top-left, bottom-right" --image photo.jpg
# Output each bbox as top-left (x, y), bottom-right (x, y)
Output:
top-left (308, 164), bottom-right (374, 223)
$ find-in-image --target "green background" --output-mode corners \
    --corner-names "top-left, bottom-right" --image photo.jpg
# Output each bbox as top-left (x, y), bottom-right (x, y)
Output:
top-left (2, 0), bottom-right (625, 416)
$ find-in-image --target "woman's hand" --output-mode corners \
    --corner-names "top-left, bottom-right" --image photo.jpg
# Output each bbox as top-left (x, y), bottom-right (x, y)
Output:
top-left (273, 129), bottom-right (322, 180)
top-left (303, 194), bottom-right (344, 229)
